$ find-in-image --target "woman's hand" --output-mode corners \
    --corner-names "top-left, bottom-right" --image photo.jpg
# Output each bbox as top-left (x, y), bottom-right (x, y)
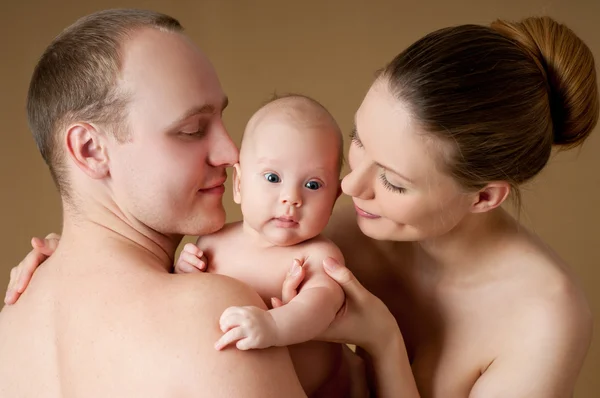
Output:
top-left (4, 233), bottom-right (61, 305)
top-left (274, 257), bottom-right (419, 397)
top-left (272, 256), bottom-right (402, 356)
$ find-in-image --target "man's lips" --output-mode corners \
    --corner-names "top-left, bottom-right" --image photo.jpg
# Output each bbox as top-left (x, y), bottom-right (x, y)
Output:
top-left (354, 204), bottom-right (380, 219)
top-left (199, 179), bottom-right (227, 194)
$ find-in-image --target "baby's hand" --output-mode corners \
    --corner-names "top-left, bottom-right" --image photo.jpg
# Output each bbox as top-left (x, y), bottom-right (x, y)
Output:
top-left (215, 306), bottom-right (279, 351)
top-left (174, 243), bottom-right (208, 273)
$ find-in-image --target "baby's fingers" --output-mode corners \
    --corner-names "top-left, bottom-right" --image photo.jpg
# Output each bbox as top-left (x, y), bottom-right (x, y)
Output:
top-left (214, 326), bottom-right (246, 351)
top-left (182, 243), bottom-right (202, 256)
top-left (219, 307), bottom-right (245, 333)
top-left (175, 252), bottom-right (205, 273)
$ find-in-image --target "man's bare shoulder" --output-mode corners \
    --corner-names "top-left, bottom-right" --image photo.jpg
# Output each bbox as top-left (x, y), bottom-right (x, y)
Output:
top-left (153, 273), bottom-right (307, 397)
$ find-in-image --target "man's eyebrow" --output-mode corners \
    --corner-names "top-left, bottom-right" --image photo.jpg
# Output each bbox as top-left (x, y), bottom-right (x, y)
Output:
top-left (167, 96), bottom-right (229, 129)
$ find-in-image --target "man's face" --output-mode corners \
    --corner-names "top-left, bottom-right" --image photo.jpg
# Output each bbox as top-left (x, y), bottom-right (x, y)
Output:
top-left (107, 28), bottom-right (238, 237)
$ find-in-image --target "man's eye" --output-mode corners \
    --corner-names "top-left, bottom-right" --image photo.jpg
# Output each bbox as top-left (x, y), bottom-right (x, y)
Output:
top-left (180, 129), bottom-right (206, 137)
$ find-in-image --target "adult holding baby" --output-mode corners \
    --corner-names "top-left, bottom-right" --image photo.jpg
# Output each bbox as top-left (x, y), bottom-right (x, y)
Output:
top-left (3, 10), bottom-right (598, 398)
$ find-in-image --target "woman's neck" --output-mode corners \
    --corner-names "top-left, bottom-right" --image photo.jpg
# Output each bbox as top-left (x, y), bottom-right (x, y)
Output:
top-left (416, 207), bottom-right (518, 278)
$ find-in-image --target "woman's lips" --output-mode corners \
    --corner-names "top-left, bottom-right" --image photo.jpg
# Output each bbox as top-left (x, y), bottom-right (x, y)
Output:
top-left (354, 204), bottom-right (380, 219)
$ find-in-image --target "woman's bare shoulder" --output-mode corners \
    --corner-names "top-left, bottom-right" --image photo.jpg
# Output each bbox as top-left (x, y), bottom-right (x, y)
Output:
top-left (490, 221), bottom-right (591, 336)
top-left (470, 227), bottom-right (592, 396)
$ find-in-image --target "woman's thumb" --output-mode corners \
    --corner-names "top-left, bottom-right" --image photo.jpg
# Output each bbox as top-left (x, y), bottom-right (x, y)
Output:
top-left (323, 257), bottom-right (364, 295)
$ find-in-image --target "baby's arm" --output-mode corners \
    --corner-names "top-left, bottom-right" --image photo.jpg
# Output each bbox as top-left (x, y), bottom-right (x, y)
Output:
top-left (267, 243), bottom-right (345, 346)
top-left (215, 240), bottom-right (345, 350)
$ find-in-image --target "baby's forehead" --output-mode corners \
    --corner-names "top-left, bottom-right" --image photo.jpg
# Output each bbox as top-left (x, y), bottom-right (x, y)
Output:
top-left (254, 102), bottom-right (331, 129)
top-left (241, 95), bottom-right (344, 171)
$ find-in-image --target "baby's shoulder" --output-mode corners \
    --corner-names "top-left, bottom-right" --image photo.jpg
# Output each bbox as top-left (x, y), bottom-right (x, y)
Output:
top-left (298, 235), bottom-right (345, 267)
top-left (196, 221), bottom-right (243, 250)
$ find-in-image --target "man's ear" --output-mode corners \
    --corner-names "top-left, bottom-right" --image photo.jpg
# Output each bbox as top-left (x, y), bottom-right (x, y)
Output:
top-left (65, 122), bottom-right (109, 179)
top-left (470, 181), bottom-right (511, 213)
top-left (232, 163), bottom-right (242, 205)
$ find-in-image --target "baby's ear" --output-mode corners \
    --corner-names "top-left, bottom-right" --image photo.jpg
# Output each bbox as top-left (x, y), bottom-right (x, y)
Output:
top-left (232, 163), bottom-right (242, 204)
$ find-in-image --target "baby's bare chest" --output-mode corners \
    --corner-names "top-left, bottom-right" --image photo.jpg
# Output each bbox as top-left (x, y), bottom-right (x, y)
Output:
top-left (205, 245), bottom-right (304, 305)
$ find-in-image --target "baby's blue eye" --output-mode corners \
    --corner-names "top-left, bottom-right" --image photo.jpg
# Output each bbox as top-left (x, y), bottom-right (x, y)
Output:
top-left (305, 181), bottom-right (322, 190)
top-left (264, 173), bottom-right (281, 183)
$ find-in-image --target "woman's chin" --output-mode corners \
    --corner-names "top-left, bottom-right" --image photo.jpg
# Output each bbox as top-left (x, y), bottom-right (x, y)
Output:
top-left (355, 217), bottom-right (421, 242)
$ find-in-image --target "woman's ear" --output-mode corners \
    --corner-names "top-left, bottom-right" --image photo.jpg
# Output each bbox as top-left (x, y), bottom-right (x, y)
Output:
top-left (64, 122), bottom-right (110, 179)
top-left (232, 163), bottom-right (242, 204)
top-left (470, 181), bottom-right (511, 213)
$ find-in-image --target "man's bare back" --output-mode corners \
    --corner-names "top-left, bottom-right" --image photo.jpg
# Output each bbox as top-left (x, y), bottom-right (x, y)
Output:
top-left (0, 236), bottom-right (305, 398)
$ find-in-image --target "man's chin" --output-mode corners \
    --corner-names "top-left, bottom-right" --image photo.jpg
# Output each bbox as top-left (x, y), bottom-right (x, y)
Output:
top-left (182, 208), bottom-right (227, 236)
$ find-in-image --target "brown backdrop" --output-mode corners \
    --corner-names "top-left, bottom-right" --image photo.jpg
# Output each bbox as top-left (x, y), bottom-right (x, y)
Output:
top-left (1, 1), bottom-right (598, 396)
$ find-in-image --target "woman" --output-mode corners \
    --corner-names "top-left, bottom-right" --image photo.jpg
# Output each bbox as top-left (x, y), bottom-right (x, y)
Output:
top-left (5, 16), bottom-right (597, 397)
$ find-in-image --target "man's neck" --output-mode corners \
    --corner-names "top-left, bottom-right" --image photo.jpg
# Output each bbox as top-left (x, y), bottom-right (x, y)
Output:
top-left (58, 202), bottom-right (180, 273)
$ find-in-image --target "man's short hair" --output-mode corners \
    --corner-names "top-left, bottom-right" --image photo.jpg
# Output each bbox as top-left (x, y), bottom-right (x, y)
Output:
top-left (26, 9), bottom-right (182, 198)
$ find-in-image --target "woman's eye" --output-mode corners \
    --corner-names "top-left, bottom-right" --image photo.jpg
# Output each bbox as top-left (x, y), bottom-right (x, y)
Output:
top-left (264, 173), bottom-right (281, 183)
top-left (305, 181), bottom-right (322, 190)
top-left (349, 128), bottom-right (363, 148)
top-left (379, 173), bottom-right (405, 194)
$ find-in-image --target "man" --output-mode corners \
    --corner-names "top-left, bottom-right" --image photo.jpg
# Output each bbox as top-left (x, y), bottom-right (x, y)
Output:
top-left (0, 9), bottom-right (306, 397)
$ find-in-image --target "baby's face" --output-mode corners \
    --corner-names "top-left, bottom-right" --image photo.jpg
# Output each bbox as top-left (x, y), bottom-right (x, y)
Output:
top-left (234, 117), bottom-right (341, 246)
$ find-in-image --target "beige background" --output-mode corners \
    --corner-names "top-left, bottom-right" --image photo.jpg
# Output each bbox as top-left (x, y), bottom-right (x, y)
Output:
top-left (1, 0), bottom-right (598, 396)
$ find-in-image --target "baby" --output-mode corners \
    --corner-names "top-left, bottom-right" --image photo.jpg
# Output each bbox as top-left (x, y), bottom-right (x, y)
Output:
top-left (176, 94), bottom-right (349, 396)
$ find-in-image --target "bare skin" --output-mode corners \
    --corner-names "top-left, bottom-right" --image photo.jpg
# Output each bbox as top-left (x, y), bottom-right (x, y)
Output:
top-left (187, 223), bottom-right (346, 396)
top-left (0, 23), bottom-right (307, 398)
top-left (325, 80), bottom-right (594, 397)
top-left (322, 199), bottom-right (592, 398)
top-left (175, 98), bottom-right (349, 396)
top-left (6, 83), bottom-right (592, 397)
top-left (7, 185), bottom-right (591, 398)
top-left (0, 232), bottom-right (304, 397)
top-left (4, 17), bottom-right (593, 398)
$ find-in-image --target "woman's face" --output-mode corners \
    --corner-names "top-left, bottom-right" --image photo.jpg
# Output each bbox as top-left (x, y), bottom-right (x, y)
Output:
top-left (342, 79), bottom-right (475, 242)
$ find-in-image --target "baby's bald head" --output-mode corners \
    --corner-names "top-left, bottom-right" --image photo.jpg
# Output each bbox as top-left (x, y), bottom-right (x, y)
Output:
top-left (240, 94), bottom-right (344, 173)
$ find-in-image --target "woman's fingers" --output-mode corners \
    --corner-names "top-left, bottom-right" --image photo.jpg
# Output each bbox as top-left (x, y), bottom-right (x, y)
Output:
top-left (280, 258), bottom-right (306, 304)
top-left (31, 233), bottom-right (60, 256)
top-left (322, 257), bottom-right (367, 302)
